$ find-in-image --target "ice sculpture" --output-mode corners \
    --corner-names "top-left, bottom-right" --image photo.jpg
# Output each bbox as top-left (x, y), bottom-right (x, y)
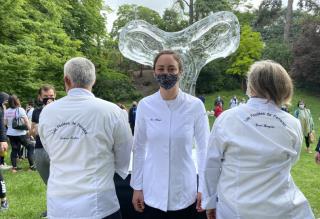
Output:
top-left (119, 11), bottom-right (240, 95)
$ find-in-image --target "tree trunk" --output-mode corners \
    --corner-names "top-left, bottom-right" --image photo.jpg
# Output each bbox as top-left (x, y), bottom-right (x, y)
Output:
top-left (284, 0), bottom-right (293, 43)
top-left (189, 0), bottom-right (194, 25)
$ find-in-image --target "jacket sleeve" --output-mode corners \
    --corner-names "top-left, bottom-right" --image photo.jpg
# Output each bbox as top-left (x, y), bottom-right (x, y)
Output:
top-left (112, 110), bottom-right (133, 179)
top-left (130, 102), bottom-right (147, 190)
top-left (194, 102), bottom-right (210, 194)
top-left (201, 116), bottom-right (226, 209)
top-left (292, 119), bottom-right (303, 165)
top-left (0, 108), bottom-right (6, 142)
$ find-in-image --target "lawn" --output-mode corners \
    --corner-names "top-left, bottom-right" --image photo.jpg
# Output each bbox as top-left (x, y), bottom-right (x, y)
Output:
top-left (0, 88), bottom-right (319, 218)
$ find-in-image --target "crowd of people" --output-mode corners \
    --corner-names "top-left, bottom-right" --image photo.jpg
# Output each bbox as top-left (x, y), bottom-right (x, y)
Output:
top-left (0, 51), bottom-right (319, 219)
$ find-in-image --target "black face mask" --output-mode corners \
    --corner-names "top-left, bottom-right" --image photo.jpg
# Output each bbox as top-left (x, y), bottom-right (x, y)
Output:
top-left (155, 73), bottom-right (179, 90)
top-left (42, 97), bottom-right (55, 105)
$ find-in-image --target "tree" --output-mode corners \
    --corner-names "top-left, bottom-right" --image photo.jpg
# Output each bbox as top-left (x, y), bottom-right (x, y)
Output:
top-left (255, 0), bottom-right (282, 28)
top-left (0, 0), bottom-right (81, 100)
top-left (111, 4), bottom-right (163, 38)
top-left (291, 19), bottom-right (320, 88)
top-left (298, 0), bottom-right (320, 14)
top-left (62, 0), bottom-right (107, 65)
top-left (226, 25), bottom-right (264, 84)
top-left (284, 0), bottom-right (294, 43)
top-left (173, 0), bottom-right (194, 24)
top-left (262, 40), bottom-right (293, 69)
top-left (173, 0), bottom-right (237, 24)
top-left (194, 0), bottom-right (233, 21)
top-left (160, 8), bottom-right (188, 32)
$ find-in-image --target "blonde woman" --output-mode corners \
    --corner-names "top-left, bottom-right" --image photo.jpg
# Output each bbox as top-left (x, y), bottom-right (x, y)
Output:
top-left (202, 60), bottom-right (315, 219)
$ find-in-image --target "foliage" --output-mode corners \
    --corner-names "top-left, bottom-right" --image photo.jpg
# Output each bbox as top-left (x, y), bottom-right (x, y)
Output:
top-left (93, 69), bottom-right (142, 102)
top-left (298, 0), bottom-right (320, 15)
top-left (226, 25), bottom-right (264, 78)
top-left (0, 0), bottom-right (81, 101)
top-left (111, 4), bottom-right (163, 38)
top-left (291, 18), bottom-right (320, 87)
top-left (62, 0), bottom-right (107, 60)
top-left (255, 0), bottom-right (282, 27)
top-left (196, 59), bottom-right (240, 94)
top-left (160, 8), bottom-right (188, 32)
top-left (194, 0), bottom-right (233, 20)
top-left (262, 40), bottom-right (293, 69)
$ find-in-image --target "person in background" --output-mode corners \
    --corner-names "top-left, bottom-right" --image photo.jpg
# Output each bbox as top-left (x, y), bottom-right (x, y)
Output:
top-left (131, 50), bottom-right (210, 219)
top-left (198, 95), bottom-right (205, 104)
top-left (294, 100), bottom-right (314, 153)
top-left (214, 102), bottom-right (223, 118)
top-left (229, 95), bottom-right (238, 108)
top-left (128, 101), bottom-right (137, 135)
top-left (202, 60), bottom-right (315, 219)
top-left (315, 137), bottom-right (320, 165)
top-left (239, 98), bottom-right (246, 105)
top-left (39, 57), bottom-right (132, 219)
top-left (4, 95), bottom-right (35, 172)
top-left (214, 96), bottom-right (224, 107)
top-left (0, 92), bottom-right (9, 210)
top-left (26, 100), bottom-right (34, 122)
top-left (31, 84), bottom-right (56, 218)
top-left (281, 104), bottom-right (289, 113)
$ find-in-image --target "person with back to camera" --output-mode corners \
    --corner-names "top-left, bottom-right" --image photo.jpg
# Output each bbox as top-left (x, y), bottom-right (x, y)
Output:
top-left (294, 100), bottom-right (314, 153)
top-left (202, 60), bottom-right (315, 219)
top-left (38, 57), bottom-right (133, 219)
top-left (131, 50), bottom-right (210, 219)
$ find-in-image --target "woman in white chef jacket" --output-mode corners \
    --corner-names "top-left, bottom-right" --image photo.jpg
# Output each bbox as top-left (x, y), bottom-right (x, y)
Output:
top-left (131, 50), bottom-right (210, 219)
top-left (202, 60), bottom-right (315, 219)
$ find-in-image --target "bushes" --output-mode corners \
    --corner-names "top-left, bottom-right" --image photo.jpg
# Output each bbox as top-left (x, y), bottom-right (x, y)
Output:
top-left (93, 69), bottom-right (142, 102)
top-left (196, 59), bottom-right (241, 94)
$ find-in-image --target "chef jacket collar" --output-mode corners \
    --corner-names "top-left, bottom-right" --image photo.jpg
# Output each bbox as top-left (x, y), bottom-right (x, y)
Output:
top-left (68, 88), bottom-right (95, 97)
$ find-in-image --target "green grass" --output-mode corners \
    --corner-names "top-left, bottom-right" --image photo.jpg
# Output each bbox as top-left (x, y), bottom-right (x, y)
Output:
top-left (0, 89), bottom-right (319, 218)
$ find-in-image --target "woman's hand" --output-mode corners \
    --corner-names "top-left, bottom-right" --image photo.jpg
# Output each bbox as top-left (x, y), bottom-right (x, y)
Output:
top-left (196, 192), bottom-right (205, 212)
top-left (132, 190), bottom-right (145, 212)
top-left (0, 142), bottom-right (8, 152)
top-left (206, 209), bottom-right (216, 219)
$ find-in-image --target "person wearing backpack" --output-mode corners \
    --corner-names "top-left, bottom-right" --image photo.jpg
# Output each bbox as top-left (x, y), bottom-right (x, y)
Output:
top-left (4, 95), bottom-right (35, 172)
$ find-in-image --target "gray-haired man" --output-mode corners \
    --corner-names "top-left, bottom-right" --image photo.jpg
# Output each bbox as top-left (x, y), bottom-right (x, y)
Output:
top-left (39, 57), bottom-right (132, 219)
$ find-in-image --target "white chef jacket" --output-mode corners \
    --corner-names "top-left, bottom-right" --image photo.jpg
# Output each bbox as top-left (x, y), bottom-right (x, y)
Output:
top-left (38, 88), bottom-right (132, 219)
top-left (130, 89), bottom-right (210, 211)
top-left (202, 98), bottom-right (315, 219)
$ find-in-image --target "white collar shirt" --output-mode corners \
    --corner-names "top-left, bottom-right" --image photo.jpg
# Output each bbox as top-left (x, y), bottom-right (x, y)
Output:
top-left (38, 88), bottom-right (133, 219)
top-left (202, 98), bottom-right (315, 219)
top-left (130, 89), bottom-right (210, 211)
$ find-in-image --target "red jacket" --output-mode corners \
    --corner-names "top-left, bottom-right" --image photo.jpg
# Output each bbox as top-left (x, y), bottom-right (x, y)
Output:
top-left (214, 105), bottom-right (223, 118)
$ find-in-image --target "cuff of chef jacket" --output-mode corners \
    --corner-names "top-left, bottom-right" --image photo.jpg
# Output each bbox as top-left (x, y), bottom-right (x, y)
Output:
top-left (202, 195), bottom-right (217, 209)
top-left (116, 169), bottom-right (129, 180)
top-left (130, 181), bottom-right (142, 191)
